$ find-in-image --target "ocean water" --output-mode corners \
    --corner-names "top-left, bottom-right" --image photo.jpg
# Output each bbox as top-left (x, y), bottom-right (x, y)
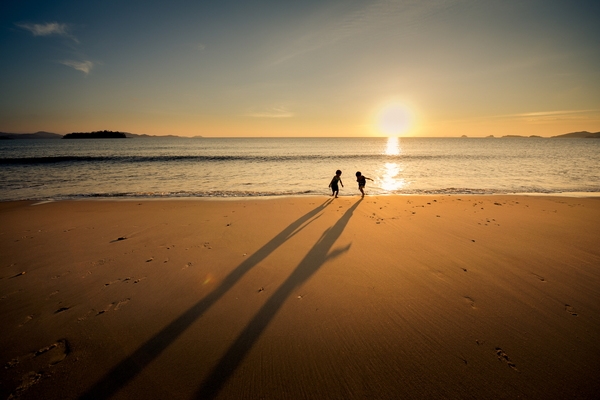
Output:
top-left (1, 137), bottom-right (599, 201)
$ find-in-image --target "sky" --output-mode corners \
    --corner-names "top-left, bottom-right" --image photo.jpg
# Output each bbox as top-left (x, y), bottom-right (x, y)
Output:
top-left (1, 0), bottom-right (599, 137)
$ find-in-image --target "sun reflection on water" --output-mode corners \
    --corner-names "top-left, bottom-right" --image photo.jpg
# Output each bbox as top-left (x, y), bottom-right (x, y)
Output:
top-left (385, 136), bottom-right (400, 155)
top-left (379, 137), bottom-right (405, 192)
top-left (380, 162), bottom-right (406, 192)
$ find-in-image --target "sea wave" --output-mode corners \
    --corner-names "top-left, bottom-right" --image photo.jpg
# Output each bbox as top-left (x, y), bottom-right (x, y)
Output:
top-left (0, 153), bottom-right (505, 165)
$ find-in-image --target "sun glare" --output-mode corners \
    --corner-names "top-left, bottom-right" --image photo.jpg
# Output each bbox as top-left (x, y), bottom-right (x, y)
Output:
top-left (377, 103), bottom-right (413, 136)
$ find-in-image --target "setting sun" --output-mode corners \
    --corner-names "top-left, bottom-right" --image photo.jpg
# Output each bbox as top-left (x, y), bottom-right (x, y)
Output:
top-left (376, 104), bottom-right (414, 137)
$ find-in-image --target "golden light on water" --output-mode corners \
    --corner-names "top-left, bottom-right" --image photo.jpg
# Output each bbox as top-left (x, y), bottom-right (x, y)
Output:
top-left (380, 137), bottom-right (406, 192)
top-left (385, 136), bottom-right (400, 155)
top-left (380, 162), bottom-right (406, 192)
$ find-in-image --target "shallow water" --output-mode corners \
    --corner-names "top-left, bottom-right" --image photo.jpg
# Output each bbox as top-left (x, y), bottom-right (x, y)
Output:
top-left (1, 137), bottom-right (599, 201)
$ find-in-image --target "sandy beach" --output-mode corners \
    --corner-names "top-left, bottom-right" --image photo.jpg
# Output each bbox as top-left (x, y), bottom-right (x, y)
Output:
top-left (1, 195), bottom-right (599, 399)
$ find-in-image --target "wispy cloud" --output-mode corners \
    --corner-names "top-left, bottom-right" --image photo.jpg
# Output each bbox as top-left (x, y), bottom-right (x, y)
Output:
top-left (18, 21), bottom-right (94, 75)
top-left (60, 60), bottom-right (93, 75)
top-left (245, 106), bottom-right (294, 118)
top-left (512, 110), bottom-right (594, 118)
top-left (17, 22), bottom-right (78, 42)
top-left (509, 109), bottom-right (597, 123)
top-left (266, 0), bottom-right (464, 66)
top-left (443, 109), bottom-right (596, 124)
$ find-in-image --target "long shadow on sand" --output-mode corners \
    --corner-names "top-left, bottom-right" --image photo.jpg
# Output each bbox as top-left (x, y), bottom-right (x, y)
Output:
top-left (79, 198), bottom-right (334, 400)
top-left (194, 198), bottom-right (363, 399)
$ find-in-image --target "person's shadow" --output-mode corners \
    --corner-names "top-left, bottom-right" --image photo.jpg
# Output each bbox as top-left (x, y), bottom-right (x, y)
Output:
top-left (79, 198), bottom-right (336, 400)
top-left (194, 197), bottom-right (363, 399)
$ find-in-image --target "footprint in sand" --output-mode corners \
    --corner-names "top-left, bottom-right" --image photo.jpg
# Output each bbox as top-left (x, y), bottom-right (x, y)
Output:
top-left (565, 304), bottom-right (578, 316)
top-left (34, 339), bottom-right (71, 366)
top-left (6, 339), bottom-right (71, 369)
top-left (18, 315), bottom-right (34, 327)
top-left (8, 371), bottom-right (43, 398)
top-left (96, 299), bottom-right (130, 315)
top-left (104, 277), bottom-right (133, 286)
top-left (114, 298), bottom-right (130, 311)
top-left (5, 339), bottom-right (71, 398)
top-left (531, 273), bottom-right (546, 282)
top-left (46, 290), bottom-right (60, 300)
top-left (464, 296), bottom-right (476, 309)
top-left (77, 310), bottom-right (94, 322)
top-left (495, 347), bottom-right (518, 371)
top-left (96, 303), bottom-right (115, 315)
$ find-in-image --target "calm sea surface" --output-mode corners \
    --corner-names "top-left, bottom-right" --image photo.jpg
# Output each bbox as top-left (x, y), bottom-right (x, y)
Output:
top-left (1, 137), bottom-right (599, 201)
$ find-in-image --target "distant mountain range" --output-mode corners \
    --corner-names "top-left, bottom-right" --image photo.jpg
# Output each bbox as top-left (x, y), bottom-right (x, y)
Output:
top-left (549, 131), bottom-right (600, 138)
top-left (0, 131), bottom-right (63, 139)
top-left (0, 130), bottom-right (598, 139)
top-left (0, 131), bottom-right (190, 139)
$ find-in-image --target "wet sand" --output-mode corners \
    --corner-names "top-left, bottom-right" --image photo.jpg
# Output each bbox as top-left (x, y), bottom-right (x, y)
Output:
top-left (1, 195), bottom-right (599, 399)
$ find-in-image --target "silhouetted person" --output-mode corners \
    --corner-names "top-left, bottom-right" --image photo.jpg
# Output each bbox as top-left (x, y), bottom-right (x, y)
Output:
top-left (329, 170), bottom-right (344, 198)
top-left (355, 171), bottom-right (373, 197)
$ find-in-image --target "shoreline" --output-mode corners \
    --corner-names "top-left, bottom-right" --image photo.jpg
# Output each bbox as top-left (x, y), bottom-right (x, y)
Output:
top-left (5, 190), bottom-right (600, 206)
top-left (1, 195), bottom-right (599, 399)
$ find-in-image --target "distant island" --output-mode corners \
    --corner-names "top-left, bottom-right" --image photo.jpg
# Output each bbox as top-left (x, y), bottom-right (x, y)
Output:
top-left (63, 130), bottom-right (127, 139)
top-left (502, 131), bottom-right (599, 138)
top-left (459, 131), bottom-right (599, 139)
top-left (550, 131), bottom-right (600, 138)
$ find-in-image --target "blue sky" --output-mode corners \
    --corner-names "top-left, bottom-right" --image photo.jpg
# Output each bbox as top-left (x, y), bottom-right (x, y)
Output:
top-left (1, 0), bottom-right (599, 137)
